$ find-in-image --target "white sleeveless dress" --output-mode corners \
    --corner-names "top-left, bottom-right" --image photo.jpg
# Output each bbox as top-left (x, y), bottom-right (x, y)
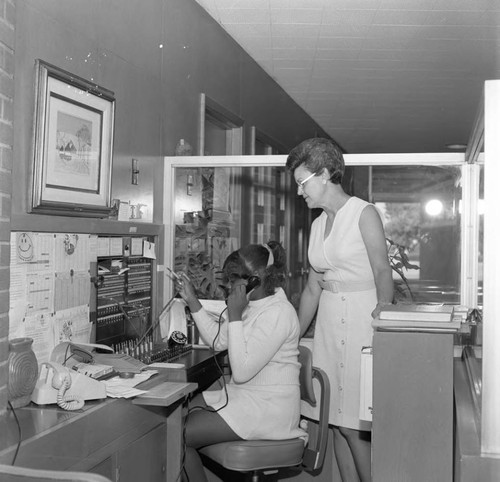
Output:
top-left (305, 196), bottom-right (377, 431)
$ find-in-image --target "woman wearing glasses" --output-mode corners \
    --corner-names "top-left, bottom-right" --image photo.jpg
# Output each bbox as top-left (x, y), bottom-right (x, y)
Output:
top-left (286, 138), bottom-right (394, 482)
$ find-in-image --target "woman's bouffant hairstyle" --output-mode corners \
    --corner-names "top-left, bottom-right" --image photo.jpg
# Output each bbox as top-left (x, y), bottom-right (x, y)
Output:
top-left (222, 241), bottom-right (287, 296)
top-left (286, 137), bottom-right (345, 185)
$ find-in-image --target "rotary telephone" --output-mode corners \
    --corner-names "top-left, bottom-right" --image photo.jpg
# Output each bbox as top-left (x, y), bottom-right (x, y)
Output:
top-left (31, 361), bottom-right (106, 410)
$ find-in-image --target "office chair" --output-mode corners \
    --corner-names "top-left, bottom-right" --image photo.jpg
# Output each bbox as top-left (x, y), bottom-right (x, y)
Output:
top-left (0, 464), bottom-right (112, 482)
top-left (199, 345), bottom-right (331, 481)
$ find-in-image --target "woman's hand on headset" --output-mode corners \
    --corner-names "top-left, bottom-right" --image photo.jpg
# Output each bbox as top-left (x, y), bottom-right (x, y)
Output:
top-left (226, 281), bottom-right (248, 322)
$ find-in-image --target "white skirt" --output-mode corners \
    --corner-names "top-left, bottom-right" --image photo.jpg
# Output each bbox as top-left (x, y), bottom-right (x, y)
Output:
top-left (203, 382), bottom-right (306, 440)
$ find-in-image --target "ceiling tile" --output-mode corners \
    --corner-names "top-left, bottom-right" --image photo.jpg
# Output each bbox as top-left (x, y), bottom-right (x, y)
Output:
top-left (321, 9), bottom-right (377, 26)
top-left (271, 8), bottom-right (324, 24)
top-left (194, 0), bottom-right (500, 153)
top-left (217, 8), bottom-right (270, 24)
top-left (372, 10), bottom-right (432, 26)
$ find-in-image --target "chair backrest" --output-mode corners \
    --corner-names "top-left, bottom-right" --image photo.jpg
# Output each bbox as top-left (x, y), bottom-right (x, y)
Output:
top-left (298, 344), bottom-right (317, 405)
top-left (0, 464), bottom-right (112, 482)
top-left (297, 345), bottom-right (331, 473)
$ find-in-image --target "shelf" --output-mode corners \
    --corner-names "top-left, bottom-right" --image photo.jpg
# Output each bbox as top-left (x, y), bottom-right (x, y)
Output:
top-left (12, 213), bottom-right (163, 236)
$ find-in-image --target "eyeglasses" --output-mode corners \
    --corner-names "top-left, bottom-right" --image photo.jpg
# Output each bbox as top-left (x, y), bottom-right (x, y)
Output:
top-left (296, 172), bottom-right (316, 191)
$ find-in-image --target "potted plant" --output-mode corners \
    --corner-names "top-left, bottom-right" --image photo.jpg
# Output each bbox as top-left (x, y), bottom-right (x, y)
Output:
top-left (386, 237), bottom-right (420, 302)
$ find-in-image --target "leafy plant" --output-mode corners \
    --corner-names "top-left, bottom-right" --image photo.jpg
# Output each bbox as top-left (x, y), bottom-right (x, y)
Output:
top-left (386, 237), bottom-right (420, 301)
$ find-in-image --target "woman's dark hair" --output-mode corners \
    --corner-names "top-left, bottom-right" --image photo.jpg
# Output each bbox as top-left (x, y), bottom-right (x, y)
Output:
top-left (286, 137), bottom-right (345, 185)
top-left (222, 241), bottom-right (287, 296)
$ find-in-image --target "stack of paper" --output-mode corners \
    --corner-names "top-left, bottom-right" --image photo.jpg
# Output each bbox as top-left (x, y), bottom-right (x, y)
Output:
top-left (373, 304), bottom-right (461, 332)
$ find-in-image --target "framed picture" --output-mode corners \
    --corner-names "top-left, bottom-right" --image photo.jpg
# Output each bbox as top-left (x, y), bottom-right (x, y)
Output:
top-left (30, 59), bottom-right (115, 217)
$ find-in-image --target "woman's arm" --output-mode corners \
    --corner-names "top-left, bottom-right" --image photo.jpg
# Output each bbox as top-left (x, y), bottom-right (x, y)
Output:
top-left (227, 304), bottom-right (294, 383)
top-left (359, 205), bottom-right (394, 318)
top-left (191, 309), bottom-right (228, 350)
top-left (298, 268), bottom-right (323, 337)
top-left (175, 272), bottom-right (228, 349)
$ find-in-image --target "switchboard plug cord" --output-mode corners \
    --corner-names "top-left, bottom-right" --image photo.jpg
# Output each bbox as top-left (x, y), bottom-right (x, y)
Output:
top-left (135, 291), bottom-right (179, 347)
top-left (209, 306), bottom-right (229, 410)
top-left (178, 307), bottom-right (230, 482)
top-left (99, 295), bottom-right (147, 341)
top-left (187, 306), bottom-right (229, 416)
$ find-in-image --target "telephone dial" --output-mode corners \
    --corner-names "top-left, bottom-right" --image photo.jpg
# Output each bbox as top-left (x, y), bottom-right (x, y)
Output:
top-left (169, 330), bottom-right (188, 345)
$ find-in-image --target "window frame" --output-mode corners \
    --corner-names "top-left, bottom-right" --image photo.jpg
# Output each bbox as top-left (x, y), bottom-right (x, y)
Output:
top-left (163, 152), bottom-right (476, 304)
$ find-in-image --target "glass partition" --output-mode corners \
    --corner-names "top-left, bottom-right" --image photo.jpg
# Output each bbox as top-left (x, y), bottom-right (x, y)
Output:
top-left (163, 154), bottom-right (481, 309)
top-left (368, 164), bottom-right (462, 304)
top-left (171, 164), bottom-right (291, 300)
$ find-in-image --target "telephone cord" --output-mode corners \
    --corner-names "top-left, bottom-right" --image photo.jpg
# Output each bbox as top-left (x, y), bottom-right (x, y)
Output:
top-left (56, 377), bottom-right (84, 411)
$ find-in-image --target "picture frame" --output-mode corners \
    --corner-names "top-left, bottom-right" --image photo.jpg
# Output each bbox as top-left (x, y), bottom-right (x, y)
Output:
top-left (30, 59), bottom-right (115, 217)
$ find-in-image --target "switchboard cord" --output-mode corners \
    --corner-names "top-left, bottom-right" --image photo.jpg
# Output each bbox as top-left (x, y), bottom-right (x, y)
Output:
top-left (99, 295), bottom-right (147, 341)
top-left (135, 292), bottom-right (178, 347)
top-left (179, 307), bottom-right (229, 482)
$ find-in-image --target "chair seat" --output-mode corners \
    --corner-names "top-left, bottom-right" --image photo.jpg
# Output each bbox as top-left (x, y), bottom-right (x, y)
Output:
top-left (199, 438), bottom-right (305, 472)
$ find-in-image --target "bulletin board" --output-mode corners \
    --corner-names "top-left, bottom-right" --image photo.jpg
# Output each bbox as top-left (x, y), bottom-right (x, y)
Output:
top-left (9, 231), bottom-right (95, 364)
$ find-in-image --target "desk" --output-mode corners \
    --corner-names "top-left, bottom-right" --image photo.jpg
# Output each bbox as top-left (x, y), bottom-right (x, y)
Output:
top-left (0, 350), bottom-right (224, 482)
top-left (155, 347), bottom-right (228, 390)
top-left (133, 381), bottom-right (196, 481)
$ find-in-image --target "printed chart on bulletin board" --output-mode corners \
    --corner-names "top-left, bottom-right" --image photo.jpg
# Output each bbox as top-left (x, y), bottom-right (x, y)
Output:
top-left (9, 232), bottom-right (96, 364)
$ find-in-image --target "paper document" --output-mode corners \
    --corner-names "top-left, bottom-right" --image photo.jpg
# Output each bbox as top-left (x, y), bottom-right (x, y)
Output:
top-left (103, 370), bottom-right (158, 398)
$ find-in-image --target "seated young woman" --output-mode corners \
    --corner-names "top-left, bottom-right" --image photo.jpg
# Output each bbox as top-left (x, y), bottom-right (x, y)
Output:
top-left (175, 241), bottom-right (306, 482)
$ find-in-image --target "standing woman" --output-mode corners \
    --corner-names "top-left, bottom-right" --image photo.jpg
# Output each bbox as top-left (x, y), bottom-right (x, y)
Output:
top-left (286, 138), bottom-right (394, 482)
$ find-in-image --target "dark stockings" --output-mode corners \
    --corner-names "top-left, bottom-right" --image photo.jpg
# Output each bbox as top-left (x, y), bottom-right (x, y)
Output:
top-left (183, 393), bottom-right (242, 482)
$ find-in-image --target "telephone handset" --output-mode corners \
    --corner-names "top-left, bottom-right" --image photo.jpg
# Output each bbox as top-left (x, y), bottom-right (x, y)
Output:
top-left (69, 345), bottom-right (95, 363)
top-left (245, 276), bottom-right (261, 294)
top-left (49, 362), bottom-right (85, 411)
top-left (226, 276), bottom-right (260, 305)
top-left (225, 275), bottom-right (261, 305)
top-left (35, 362), bottom-right (84, 411)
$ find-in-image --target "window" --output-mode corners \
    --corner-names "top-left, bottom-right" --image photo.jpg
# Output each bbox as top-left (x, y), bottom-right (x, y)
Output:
top-left (164, 152), bottom-right (482, 308)
top-left (355, 164), bottom-right (463, 304)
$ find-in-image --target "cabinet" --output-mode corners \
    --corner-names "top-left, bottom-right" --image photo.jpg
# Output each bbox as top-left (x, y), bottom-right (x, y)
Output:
top-left (372, 330), bottom-right (454, 482)
top-left (0, 375), bottom-right (195, 482)
top-left (89, 424), bottom-right (166, 482)
top-left (117, 423), bottom-right (166, 481)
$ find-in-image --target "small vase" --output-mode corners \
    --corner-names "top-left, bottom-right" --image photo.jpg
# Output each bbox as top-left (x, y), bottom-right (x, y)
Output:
top-left (8, 337), bottom-right (39, 408)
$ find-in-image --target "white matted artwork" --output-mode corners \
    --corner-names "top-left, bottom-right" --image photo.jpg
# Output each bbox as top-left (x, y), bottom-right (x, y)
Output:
top-left (30, 60), bottom-right (115, 217)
